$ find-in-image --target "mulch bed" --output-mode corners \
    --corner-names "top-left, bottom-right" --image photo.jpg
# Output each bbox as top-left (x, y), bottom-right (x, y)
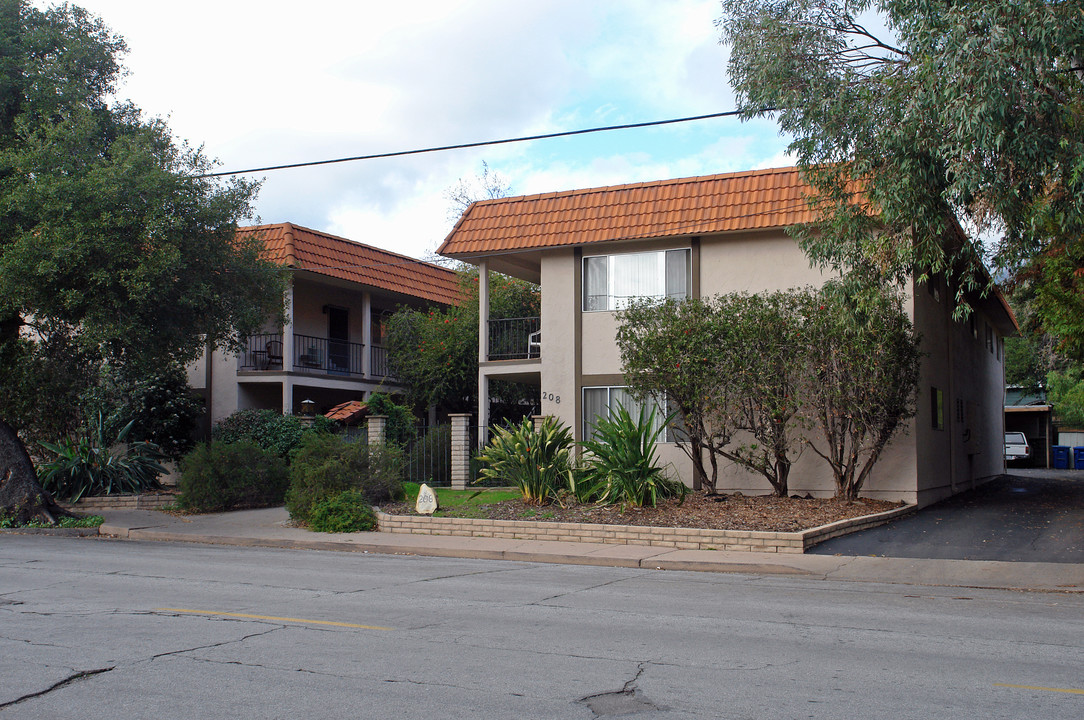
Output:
top-left (380, 491), bottom-right (904, 533)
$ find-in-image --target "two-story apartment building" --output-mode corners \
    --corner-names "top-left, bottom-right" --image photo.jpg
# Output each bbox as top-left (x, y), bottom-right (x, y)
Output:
top-left (188, 222), bottom-right (460, 430)
top-left (437, 167), bottom-right (1017, 507)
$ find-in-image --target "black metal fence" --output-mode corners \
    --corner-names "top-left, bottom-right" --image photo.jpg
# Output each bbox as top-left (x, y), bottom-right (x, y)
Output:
top-left (402, 424), bottom-right (452, 486)
top-left (487, 317), bottom-right (540, 361)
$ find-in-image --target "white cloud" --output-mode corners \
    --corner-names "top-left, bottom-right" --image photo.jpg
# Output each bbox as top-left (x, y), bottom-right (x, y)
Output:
top-left (43, 0), bottom-right (790, 258)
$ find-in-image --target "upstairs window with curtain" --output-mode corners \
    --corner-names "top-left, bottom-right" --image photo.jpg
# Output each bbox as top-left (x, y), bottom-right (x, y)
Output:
top-left (583, 249), bottom-right (690, 311)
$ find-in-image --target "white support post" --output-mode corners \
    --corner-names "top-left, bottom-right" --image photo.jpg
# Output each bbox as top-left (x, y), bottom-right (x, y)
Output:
top-left (478, 372), bottom-right (490, 449)
top-left (283, 279), bottom-right (295, 375)
top-left (361, 291), bottom-right (372, 377)
top-left (478, 261), bottom-right (489, 364)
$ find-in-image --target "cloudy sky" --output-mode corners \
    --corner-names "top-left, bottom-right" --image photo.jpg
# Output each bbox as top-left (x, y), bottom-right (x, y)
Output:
top-left (60, 0), bottom-right (792, 259)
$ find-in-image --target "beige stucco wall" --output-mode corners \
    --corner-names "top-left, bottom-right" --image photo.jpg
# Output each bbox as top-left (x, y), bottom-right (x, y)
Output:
top-left (911, 276), bottom-right (1006, 506)
top-left (698, 230), bottom-right (832, 294)
top-left (525, 229), bottom-right (1011, 505)
top-left (539, 248), bottom-right (578, 430)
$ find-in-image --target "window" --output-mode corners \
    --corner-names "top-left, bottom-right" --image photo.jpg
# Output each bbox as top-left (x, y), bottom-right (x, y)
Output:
top-left (985, 322), bottom-right (994, 353)
top-left (931, 387), bottom-right (944, 430)
top-left (583, 249), bottom-right (690, 311)
top-left (582, 386), bottom-right (679, 442)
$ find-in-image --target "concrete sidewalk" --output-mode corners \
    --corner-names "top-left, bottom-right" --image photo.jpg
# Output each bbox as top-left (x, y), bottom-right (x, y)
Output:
top-left (96, 507), bottom-right (1084, 593)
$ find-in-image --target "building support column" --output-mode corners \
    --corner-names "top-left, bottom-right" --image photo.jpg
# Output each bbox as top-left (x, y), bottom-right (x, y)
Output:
top-left (477, 261), bottom-right (490, 448)
top-left (361, 291), bottom-right (372, 377)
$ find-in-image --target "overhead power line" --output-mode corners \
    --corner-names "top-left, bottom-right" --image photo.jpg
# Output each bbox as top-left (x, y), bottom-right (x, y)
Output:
top-left (196, 109), bottom-right (761, 179)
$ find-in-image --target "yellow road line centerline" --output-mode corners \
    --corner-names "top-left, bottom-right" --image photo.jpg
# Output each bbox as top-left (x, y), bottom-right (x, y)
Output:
top-left (994, 683), bottom-right (1084, 696)
top-left (156, 608), bottom-right (393, 631)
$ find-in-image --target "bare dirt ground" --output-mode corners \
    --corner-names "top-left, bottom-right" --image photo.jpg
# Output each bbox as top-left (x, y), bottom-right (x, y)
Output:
top-left (382, 491), bottom-right (904, 533)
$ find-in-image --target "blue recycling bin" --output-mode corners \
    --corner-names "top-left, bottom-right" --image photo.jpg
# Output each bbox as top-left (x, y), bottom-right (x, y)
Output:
top-left (1075, 447), bottom-right (1084, 470)
top-left (1052, 445), bottom-right (1070, 469)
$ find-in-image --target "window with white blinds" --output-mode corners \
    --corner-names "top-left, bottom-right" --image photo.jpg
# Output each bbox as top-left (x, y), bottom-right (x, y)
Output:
top-left (582, 249), bottom-right (690, 311)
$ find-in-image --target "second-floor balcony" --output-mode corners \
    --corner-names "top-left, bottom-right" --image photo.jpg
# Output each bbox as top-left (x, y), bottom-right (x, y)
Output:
top-left (487, 317), bottom-right (540, 361)
top-left (238, 333), bottom-right (396, 380)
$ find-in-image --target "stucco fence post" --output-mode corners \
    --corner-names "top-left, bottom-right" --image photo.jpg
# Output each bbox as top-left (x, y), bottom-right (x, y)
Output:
top-left (532, 414), bottom-right (549, 432)
top-left (367, 415), bottom-right (387, 446)
top-left (449, 413), bottom-right (472, 490)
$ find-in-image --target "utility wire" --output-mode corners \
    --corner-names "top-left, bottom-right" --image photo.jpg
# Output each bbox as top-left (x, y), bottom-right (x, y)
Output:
top-left (196, 109), bottom-right (762, 179)
top-left (284, 197), bottom-right (814, 274)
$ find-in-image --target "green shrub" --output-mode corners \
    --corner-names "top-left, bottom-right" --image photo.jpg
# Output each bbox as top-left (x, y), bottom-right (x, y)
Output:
top-left (308, 491), bottom-right (378, 533)
top-left (581, 404), bottom-right (686, 508)
top-left (365, 393), bottom-right (417, 446)
top-left (177, 441), bottom-right (289, 512)
top-left (285, 434), bottom-right (403, 523)
top-left (211, 409), bottom-right (314, 459)
top-left (38, 413), bottom-right (167, 502)
top-left (476, 417), bottom-right (574, 504)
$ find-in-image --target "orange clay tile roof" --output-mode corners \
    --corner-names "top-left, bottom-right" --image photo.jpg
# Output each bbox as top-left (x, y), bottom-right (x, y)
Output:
top-left (437, 166), bottom-right (818, 256)
top-left (324, 400), bottom-right (369, 424)
top-left (239, 223), bottom-right (460, 305)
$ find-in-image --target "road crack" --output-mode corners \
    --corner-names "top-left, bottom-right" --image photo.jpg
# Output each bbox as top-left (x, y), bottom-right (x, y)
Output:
top-left (0, 667), bottom-right (114, 709)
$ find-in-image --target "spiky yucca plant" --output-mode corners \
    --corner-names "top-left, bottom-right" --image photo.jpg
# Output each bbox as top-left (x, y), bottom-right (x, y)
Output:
top-left (581, 404), bottom-right (686, 508)
top-left (476, 417), bottom-right (575, 504)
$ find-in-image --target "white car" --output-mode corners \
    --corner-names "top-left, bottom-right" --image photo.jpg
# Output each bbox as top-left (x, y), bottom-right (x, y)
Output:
top-left (1004, 432), bottom-right (1031, 461)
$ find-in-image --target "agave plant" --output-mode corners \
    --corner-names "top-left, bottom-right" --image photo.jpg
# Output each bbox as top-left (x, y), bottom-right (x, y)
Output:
top-left (580, 404), bottom-right (686, 508)
top-left (476, 417), bottom-right (575, 504)
top-left (39, 413), bottom-right (167, 503)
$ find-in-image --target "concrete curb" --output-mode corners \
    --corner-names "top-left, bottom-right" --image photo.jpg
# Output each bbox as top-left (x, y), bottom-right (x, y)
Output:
top-left (88, 508), bottom-right (1084, 593)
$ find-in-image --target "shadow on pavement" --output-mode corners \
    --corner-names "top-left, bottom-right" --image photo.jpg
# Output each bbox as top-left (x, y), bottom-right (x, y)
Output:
top-left (811, 469), bottom-right (1084, 562)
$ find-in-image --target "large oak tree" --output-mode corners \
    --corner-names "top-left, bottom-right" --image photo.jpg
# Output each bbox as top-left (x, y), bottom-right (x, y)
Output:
top-left (0, 1), bottom-right (286, 522)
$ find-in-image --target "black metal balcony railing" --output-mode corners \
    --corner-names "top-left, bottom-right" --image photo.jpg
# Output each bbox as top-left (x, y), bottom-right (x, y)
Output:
top-left (370, 344), bottom-right (393, 379)
top-left (487, 317), bottom-right (540, 361)
top-left (238, 333), bottom-right (285, 371)
top-left (293, 334), bottom-right (363, 376)
top-left (239, 333), bottom-right (374, 378)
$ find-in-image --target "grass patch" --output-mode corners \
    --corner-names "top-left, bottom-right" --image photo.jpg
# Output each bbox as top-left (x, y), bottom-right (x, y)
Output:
top-left (0, 514), bottom-right (105, 529)
top-left (400, 482), bottom-right (520, 513)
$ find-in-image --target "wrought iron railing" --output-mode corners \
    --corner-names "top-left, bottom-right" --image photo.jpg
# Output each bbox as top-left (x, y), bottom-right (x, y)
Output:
top-left (237, 333), bottom-right (285, 371)
top-left (237, 333), bottom-right (365, 376)
top-left (292, 334), bottom-right (364, 376)
top-left (370, 344), bottom-right (394, 379)
top-left (487, 316), bottom-right (540, 361)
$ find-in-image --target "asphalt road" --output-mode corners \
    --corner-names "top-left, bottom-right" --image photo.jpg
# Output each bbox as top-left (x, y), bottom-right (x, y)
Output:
top-left (812, 470), bottom-right (1084, 562)
top-left (2, 536), bottom-right (1082, 719)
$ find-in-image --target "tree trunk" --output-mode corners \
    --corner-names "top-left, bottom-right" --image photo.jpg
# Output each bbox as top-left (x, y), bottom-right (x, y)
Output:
top-left (0, 419), bottom-right (74, 524)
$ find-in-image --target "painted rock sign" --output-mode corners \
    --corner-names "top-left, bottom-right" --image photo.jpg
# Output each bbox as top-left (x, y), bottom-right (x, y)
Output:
top-left (415, 484), bottom-right (438, 514)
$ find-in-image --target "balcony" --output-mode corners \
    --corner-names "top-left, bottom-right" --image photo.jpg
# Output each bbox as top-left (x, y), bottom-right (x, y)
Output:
top-left (487, 317), bottom-right (540, 361)
top-left (238, 333), bottom-right (396, 380)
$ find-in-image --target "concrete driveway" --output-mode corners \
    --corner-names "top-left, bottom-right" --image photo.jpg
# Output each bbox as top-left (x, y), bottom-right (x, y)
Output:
top-left (811, 469), bottom-right (1084, 563)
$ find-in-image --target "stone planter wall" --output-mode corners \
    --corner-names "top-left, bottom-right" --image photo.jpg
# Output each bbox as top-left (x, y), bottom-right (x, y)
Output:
top-left (60, 492), bottom-right (177, 512)
top-left (375, 504), bottom-right (915, 554)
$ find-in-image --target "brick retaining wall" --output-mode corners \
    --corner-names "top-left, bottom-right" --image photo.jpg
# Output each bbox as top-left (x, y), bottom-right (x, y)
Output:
top-left (61, 492), bottom-right (177, 512)
top-left (375, 504), bottom-right (915, 553)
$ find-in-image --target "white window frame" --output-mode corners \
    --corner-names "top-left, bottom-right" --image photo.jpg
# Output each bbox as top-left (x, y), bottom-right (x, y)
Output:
top-left (582, 248), bottom-right (690, 312)
top-left (582, 385), bottom-right (679, 443)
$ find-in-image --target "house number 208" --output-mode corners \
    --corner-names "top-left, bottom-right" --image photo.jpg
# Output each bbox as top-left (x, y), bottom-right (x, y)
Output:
top-left (543, 392), bottom-right (561, 404)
